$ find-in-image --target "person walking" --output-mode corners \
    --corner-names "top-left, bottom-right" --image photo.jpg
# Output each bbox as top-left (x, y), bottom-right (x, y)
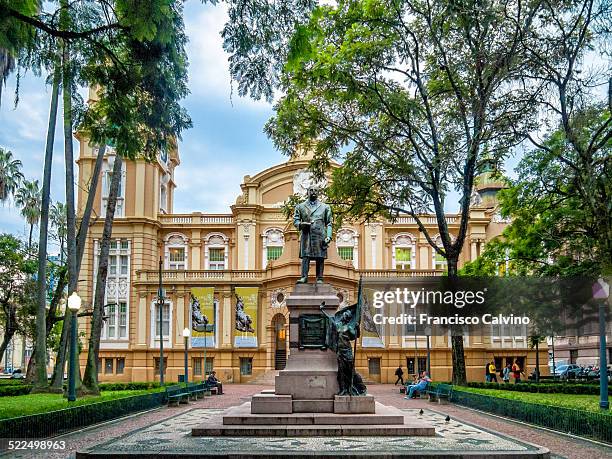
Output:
top-left (485, 362), bottom-right (491, 382)
top-left (503, 363), bottom-right (511, 383)
top-left (394, 365), bottom-right (405, 386)
top-left (512, 360), bottom-right (522, 383)
top-left (488, 361), bottom-right (498, 383)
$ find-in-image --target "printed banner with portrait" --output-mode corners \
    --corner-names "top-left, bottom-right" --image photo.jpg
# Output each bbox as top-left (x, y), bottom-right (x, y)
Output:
top-left (190, 287), bottom-right (216, 347)
top-left (234, 287), bottom-right (258, 347)
top-left (361, 288), bottom-right (385, 348)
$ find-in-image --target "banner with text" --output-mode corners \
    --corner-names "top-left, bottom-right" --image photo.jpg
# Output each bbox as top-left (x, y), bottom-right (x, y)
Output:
top-left (234, 287), bottom-right (258, 347)
top-left (190, 287), bottom-right (216, 347)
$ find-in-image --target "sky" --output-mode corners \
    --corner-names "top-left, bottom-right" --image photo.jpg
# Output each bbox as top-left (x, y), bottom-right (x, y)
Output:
top-left (0, 2), bottom-right (525, 244)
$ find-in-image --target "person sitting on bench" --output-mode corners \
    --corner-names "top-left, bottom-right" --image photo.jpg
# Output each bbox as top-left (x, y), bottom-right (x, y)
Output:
top-left (207, 371), bottom-right (223, 394)
top-left (404, 371), bottom-right (431, 399)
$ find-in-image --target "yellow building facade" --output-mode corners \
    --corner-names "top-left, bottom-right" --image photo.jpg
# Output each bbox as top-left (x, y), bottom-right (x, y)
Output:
top-left (75, 140), bottom-right (547, 384)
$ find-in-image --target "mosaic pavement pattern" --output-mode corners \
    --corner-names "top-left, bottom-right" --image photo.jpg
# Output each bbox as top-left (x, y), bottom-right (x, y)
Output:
top-left (77, 408), bottom-right (549, 457)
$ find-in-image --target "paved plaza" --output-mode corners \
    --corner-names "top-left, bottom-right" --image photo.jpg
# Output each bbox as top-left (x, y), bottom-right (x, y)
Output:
top-left (3, 385), bottom-right (611, 459)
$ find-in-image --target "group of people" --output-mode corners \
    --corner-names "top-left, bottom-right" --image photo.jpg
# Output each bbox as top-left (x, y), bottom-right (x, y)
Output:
top-left (486, 360), bottom-right (525, 383)
top-left (394, 365), bottom-right (432, 399)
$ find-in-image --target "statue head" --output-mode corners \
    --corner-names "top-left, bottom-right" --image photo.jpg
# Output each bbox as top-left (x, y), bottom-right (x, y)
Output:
top-left (307, 186), bottom-right (318, 202)
top-left (340, 309), bottom-right (352, 324)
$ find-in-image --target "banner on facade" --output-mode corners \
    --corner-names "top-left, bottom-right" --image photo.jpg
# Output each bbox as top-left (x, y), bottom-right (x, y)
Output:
top-left (234, 287), bottom-right (258, 347)
top-left (361, 288), bottom-right (385, 348)
top-left (190, 287), bottom-right (216, 347)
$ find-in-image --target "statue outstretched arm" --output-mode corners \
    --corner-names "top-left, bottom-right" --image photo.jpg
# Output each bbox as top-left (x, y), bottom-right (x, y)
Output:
top-left (319, 301), bottom-right (333, 319)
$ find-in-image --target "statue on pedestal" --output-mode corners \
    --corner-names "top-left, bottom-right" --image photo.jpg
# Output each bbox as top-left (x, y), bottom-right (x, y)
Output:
top-left (320, 298), bottom-right (367, 396)
top-left (293, 187), bottom-right (332, 284)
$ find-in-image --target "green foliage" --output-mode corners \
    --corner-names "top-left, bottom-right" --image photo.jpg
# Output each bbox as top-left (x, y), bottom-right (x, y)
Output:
top-left (0, 384), bottom-right (32, 397)
top-left (0, 147), bottom-right (23, 202)
top-left (456, 385), bottom-right (610, 414)
top-left (98, 381), bottom-right (163, 391)
top-left (466, 382), bottom-right (611, 396)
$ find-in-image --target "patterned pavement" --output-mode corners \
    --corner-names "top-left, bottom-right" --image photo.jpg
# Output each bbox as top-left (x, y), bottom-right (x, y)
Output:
top-left (2, 384), bottom-right (611, 458)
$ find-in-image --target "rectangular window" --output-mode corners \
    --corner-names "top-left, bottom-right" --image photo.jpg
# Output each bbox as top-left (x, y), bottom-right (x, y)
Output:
top-left (97, 358), bottom-right (102, 373)
top-left (118, 302), bottom-right (127, 338)
top-left (169, 247), bottom-right (186, 270)
top-left (204, 357), bottom-right (214, 375)
top-left (240, 357), bottom-right (253, 376)
top-left (337, 246), bottom-right (354, 261)
top-left (418, 357), bottom-right (427, 374)
top-left (395, 247), bottom-right (412, 270)
top-left (267, 246), bottom-right (283, 261)
top-left (153, 357), bottom-right (167, 372)
top-left (109, 255), bottom-right (117, 275)
top-left (107, 304), bottom-right (116, 338)
top-left (120, 239), bottom-right (129, 250)
top-left (104, 358), bottom-right (114, 375)
top-left (120, 255), bottom-right (128, 275)
top-left (368, 357), bottom-right (381, 375)
top-left (193, 358), bottom-right (202, 376)
top-left (209, 248), bottom-right (225, 270)
top-left (407, 357), bottom-right (415, 375)
top-left (569, 349), bottom-right (578, 364)
top-left (154, 303), bottom-right (170, 337)
top-left (116, 358), bottom-right (125, 374)
top-left (434, 253), bottom-right (447, 270)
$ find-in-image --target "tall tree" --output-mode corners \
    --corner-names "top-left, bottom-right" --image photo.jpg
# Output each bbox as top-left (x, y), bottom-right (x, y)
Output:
top-left (0, 147), bottom-right (23, 203)
top-left (50, 201), bottom-right (67, 262)
top-left (0, 234), bottom-right (35, 364)
top-left (14, 179), bottom-right (41, 249)
top-left (265, 0), bottom-right (542, 384)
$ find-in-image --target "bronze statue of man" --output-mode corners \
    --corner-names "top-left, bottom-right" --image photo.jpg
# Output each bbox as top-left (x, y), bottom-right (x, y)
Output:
top-left (293, 187), bottom-right (332, 284)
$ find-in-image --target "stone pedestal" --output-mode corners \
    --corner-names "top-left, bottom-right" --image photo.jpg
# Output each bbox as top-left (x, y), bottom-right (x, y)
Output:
top-left (192, 282), bottom-right (435, 437)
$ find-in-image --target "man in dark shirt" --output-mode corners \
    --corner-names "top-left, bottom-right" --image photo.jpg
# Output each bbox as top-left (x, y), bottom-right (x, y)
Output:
top-left (394, 365), bottom-right (404, 385)
top-left (207, 371), bottom-right (223, 394)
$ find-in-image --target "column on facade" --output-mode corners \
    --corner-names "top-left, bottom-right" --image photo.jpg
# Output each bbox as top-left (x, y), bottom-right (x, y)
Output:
top-left (236, 222), bottom-right (256, 270)
top-left (190, 229), bottom-right (201, 270)
top-left (364, 223), bottom-right (383, 269)
top-left (221, 288), bottom-right (233, 348)
top-left (418, 233), bottom-right (431, 270)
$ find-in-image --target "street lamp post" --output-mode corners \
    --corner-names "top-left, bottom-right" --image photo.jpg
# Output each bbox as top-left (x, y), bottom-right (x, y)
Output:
top-left (183, 328), bottom-right (190, 384)
top-left (593, 278), bottom-right (610, 410)
top-left (67, 292), bottom-right (82, 402)
top-left (157, 257), bottom-right (165, 385)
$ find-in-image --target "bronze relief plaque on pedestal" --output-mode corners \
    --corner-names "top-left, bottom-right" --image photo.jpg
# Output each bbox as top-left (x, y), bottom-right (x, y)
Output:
top-left (298, 314), bottom-right (327, 349)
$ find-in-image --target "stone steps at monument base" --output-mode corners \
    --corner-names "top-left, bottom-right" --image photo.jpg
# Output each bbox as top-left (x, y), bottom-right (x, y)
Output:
top-left (192, 422), bottom-right (434, 437)
top-left (292, 399), bottom-right (334, 413)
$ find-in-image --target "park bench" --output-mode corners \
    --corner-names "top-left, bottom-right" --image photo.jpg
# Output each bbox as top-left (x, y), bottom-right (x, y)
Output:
top-left (402, 381), bottom-right (432, 398)
top-left (203, 381), bottom-right (218, 395)
top-left (427, 383), bottom-right (453, 404)
top-left (165, 384), bottom-right (189, 406)
top-left (186, 382), bottom-right (206, 400)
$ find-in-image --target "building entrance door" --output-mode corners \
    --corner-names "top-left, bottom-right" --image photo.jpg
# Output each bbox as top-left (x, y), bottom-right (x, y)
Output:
top-left (273, 314), bottom-right (287, 370)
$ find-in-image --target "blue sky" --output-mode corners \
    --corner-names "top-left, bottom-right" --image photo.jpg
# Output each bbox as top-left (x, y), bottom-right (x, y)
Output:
top-left (0, 2), bottom-right (524, 244)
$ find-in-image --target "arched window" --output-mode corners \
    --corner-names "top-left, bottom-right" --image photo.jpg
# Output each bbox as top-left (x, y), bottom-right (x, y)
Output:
top-left (262, 228), bottom-right (284, 268)
top-left (431, 235), bottom-right (448, 270)
top-left (336, 228), bottom-right (359, 268)
top-left (391, 233), bottom-right (416, 270)
top-left (164, 233), bottom-right (188, 270)
top-left (101, 150), bottom-right (126, 218)
top-left (204, 232), bottom-right (229, 270)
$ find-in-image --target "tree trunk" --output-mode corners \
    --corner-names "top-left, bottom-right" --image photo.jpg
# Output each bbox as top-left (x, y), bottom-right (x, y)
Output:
top-left (82, 155), bottom-right (122, 393)
top-left (32, 64), bottom-right (61, 391)
top-left (51, 33), bottom-right (78, 391)
top-left (0, 303), bottom-right (17, 364)
top-left (47, 144), bottom-right (104, 388)
top-left (535, 340), bottom-right (540, 383)
top-left (28, 224), bottom-right (33, 251)
top-left (447, 257), bottom-right (467, 385)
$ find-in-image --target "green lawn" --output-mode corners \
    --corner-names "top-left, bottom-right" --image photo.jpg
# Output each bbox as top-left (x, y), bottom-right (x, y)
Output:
top-left (0, 389), bottom-right (162, 420)
top-left (456, 385), bottom-right (610, 414)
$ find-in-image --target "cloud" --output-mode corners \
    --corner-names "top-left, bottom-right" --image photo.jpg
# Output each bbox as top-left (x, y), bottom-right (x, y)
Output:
top-left (184, 3), bottom-right (274, 111)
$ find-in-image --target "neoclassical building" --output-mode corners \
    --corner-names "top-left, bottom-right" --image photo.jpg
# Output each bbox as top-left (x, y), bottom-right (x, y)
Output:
top-left (74, 134), bottom-right (547, 384)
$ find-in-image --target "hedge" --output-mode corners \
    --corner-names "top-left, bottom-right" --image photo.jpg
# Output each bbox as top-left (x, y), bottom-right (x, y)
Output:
top-left (0, 391), bottom-right (166, 438)
top-left (467, 382), bottom-right (611, 395)
top-left (0, 384), bottom-right (32, 397)
top-left (451, 389), bottom-right (612, 443)
top-left (98, 382), bottom-right (163, 391)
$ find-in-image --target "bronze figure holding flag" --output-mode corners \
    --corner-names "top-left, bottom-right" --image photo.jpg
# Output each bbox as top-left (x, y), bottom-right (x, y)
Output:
top-left (320, 278), bottom-right (367, 396)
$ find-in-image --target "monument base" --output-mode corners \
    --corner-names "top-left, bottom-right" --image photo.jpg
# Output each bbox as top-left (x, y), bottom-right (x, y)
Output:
top-left (192, 401), bottom-right (435, 437)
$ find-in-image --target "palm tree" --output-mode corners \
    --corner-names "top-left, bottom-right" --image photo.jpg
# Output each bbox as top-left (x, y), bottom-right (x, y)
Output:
top-left (15, 179), bottom-right (42, 249)
top-left (50, 201), bottom-right (67, 262)
top-left (0, 49), bottom-right (16, 107)
top-left (0, 147), bottom-right (23, 203)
